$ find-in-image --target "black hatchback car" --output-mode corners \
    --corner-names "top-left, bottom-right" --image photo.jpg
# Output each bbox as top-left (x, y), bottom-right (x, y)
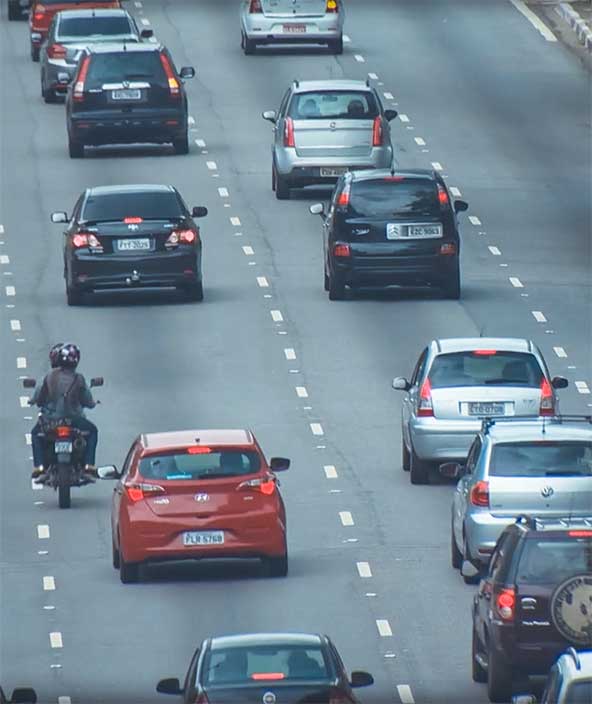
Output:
top-left (310, 169), bottom-right (469, 300)
top-left (64, 42), bottom-right (195, 157)
top-left (472, 515), bottom-right (592, 703)
top-left (51, 184), bottom-right (207, 304)
top-left (157, 632), bottom-right (374, 704)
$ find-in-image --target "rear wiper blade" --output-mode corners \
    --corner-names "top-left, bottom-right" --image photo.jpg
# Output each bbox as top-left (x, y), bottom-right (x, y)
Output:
top-left (195, 472), bottom-right (237, 480)
top-left (544, 470), bottom-right (587, 476)
top-left (484, 378), bottom-right (525, 385)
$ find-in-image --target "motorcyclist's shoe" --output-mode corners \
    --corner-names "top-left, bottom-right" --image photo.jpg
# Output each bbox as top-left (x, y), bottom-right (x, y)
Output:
top-left (31, 466), bottom-right (45, 479)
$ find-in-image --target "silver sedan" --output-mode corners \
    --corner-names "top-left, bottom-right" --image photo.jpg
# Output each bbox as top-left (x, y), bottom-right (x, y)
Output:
top-left (240, 0), bottom-right (345, 55)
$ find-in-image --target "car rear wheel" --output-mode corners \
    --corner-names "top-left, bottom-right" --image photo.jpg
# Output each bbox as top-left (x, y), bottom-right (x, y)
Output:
top-left (31, 44), bottom-right (40, 62)
top-left (451, 519), bottom-right (462, 569)
top-left (119, 551), bottom-right (140, 584)
top-left (243, 35), bottom-right (256, 55)
top-left (274, 166), bottom-right (290, 200)
top-left (112, 536), bottom-right (120, 570)
top-left (442, 266), bottom-right (461, 300)
top-left (487, 645), bottom-right (513, 703)
top-left (185, 281), bottom-right (203, 302)
top-left (42, 79), bottom-right (57, 104)
top-left (66, 284), bottom-right (83, 306)
top-left (472, 625), bottom-right (487, 683)
top-left (410, 445), bottom-right (430, 484)
top-left (68, 137), bottom-right (84, 159)
top-left (264, 551), bottom-right (288, 578)
top-left (402, 439), bottom-right (410, 471)
top-left (328, 271), bottom-right (345, 301)
top-left (328, 36), bottom-right (343, 54)
top-left (173, 132), bottom-right (189, 155)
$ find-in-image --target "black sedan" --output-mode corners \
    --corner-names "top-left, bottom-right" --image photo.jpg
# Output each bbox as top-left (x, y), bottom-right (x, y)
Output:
top-left (157, 632), bottom-right (373, 704)
top-left (51, 184), bottom-right (207, 304)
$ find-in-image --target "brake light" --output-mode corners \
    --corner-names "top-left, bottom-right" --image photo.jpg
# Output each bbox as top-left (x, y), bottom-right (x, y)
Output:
top-left (470, 480), bottom-right (490, 508)
top-left (495, 588), bottom-right (515, 622)
top-left (33, 3), bottom-right (45, 21)
top-left (124, 482), bottom-right (165, 503)
top-left (238, 475), bottom-right (276, 496)
top-left (333, 243), bottom-right (351, 258)
top-left (539, 378), bottom-right (555, 416)
top-left (55, 426), bottom-right (71, 438)
top-left (186, 446), bottom-right (212, 454)
top-left (325, 0), bottom-right (338, 11)
top-left (337, 182), bottom-right (351, 206)
top-left (159, 53), bottom-right (180, 99)
top-left (71, 232), bottom-right (100, 249)
top-left (417, 378), bottom-right (434, 417)
top-left (251, 673), bottom-right (285, 681)
top-left (473, 349), bottom-right (497, 356)
top-left (249, 0), bottom-right (262, 12)
top-left (438, 184), bottom-right (449, 205)
top-left (123, 217), bottom-right (143, 224)
top-left (568, 530), bottom-right (592, 537)
top-left (372, 116), bottom-right (383, 146)
top-left (439, 243), bottom-right (456, 255)
top-left (165, 229), bottom-right (199, 247)
top-left (47, 43), bottom-right (66, 59)
top-left (284, 117), bottom-right (295, 147)
top-left (73, 55), bottom-right (90, 103)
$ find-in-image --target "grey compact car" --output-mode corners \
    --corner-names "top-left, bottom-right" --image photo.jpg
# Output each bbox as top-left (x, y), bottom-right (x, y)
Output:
top-left (442, 416), bottom-right (592, 580)
top-left (262, 79), bottom-right (397, 200)
top-left (40, 9), bottom-right (152, 103)
top-left (392, 338), bottom-right (568, 485)
top-left (240, 0), bottom-right (345, 55)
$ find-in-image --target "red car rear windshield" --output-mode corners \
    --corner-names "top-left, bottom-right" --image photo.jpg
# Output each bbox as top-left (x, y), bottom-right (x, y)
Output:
top-left (139, 450), bottom-right (261, 480)
top-left (517, 537), bottom-right (592, 584)
top-left (428, 351), bottom-right (544, 389)
top-left (491, 442), bottom-right (592, 478)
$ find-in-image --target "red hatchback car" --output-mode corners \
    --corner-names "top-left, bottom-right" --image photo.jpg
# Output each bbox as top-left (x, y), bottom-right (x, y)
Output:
top-left (99, 429), bottom-right (290, 584)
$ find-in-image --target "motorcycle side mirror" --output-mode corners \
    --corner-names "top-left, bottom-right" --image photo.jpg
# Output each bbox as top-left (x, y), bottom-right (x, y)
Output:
top-left (97, 465), bottom-right (120, 480)
top-left (22, 377), bottom-right (37, 388)
top-left (90, 377), bottom-right (104, 387)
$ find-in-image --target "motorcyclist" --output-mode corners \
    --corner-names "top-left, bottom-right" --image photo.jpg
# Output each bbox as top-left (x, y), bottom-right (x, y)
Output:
top-left (30, 343), bottom-right (98, 482)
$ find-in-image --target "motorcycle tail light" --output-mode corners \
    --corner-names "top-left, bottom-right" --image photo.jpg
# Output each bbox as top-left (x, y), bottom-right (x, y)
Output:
top-left (55, 425), bottom-right (71, 438)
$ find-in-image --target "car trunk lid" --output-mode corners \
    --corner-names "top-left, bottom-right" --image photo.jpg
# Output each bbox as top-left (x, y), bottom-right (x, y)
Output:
top-left (293, 118), bottom-right (373, 158)
top-left (489, 476), bottom-right (592, 516)
top-left (82, 219), bottom-right (181, 254)
top-left (429, 386), bottom-right (541, 420)
top-left (261, 0), bottom-right (327, 17)
top-left (204, 684), bottom-right (334, 703)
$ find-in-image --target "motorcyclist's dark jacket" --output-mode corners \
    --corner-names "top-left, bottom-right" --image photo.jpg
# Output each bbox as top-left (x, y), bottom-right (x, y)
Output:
top-left (32, 368), bottom-right (95, 419)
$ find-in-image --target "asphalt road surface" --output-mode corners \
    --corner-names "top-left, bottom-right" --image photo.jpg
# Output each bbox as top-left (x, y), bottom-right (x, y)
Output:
top-left (1, 1), bottom-right (590, 702)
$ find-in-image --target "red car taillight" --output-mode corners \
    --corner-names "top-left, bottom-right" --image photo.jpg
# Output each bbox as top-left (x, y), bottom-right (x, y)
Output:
top-left (417, 378), bottom-right (434, 417)
top-left (73, 55), bottom-right (90, 103)
top-left (71, 232), bottom-right (100, 249)
top-left (124, 482), bottom-right (165, 503)
top-left (160, 53), bottom-right (180, 99)
top-left (372, 116), bottom-right (384, 146)
top-left (325, 0), bottom-right (338, 12)
top-left (437, 184), bottom-right (449, 206)
top-left (55, 425), bottom-right (72, 438)
top-left (238, 474), bottom-right (276, 496)
top-left (439, 243), bottom-right (456, 255)
top-left (249, 0), bottom-right (262, 12)
top-left (470, 480), bottom-right (490, 508)
top-left (33, 3), bottom-right (45, 21)
top-left (165, 229), bottom-right (199, 247)
top-left (495, 587), bottom-right (515, 622)
top-left (47, 43), bottom-right (66, 59)
top-left (539, 378), bottom-right (555, 416)
top-left (284, 117), bottom-right (295, 147)
top-left (333, 243), bottom-right (351, 258)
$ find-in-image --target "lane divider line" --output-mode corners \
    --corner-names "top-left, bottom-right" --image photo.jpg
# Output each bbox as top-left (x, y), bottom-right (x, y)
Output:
top-left (488, 246), bottom-right (501, 256)
top-left (37, 525), bottom-right (50, 539)
top-left (553, 346), bottom-right (567, 358)
top-left (575, 381), bottom-right (591, 394)
top-left (242, 245), bottom-right (254, 256)
top-left (509, 277), bottom-right (524, 288)
top-left (49, 632), bottom-right (63, 648)
top-left (256, 276), bottom-right (269, 288)
top-left (58, 697), bottom-right (72, 704)
top-left (0, 255), bottom-right (9, 264)
top-left (195, 139), bottom-right (206, 147)
top-left (218, 187), bottom-right (229, 197)
top-left (532, 311), bottom-right (547, 323)
top-left (324, 465), bottom-right (338, 479)
top-left (284, 348), bottom-right (296, 360)
top-left (357, 561), bottom-right (372, 578)
top-left (509, 0), bottom-right (557, 41)
top-left (10, 319), bottom-right (21, 330)
top-left (449, 186), bottom-right (462, 197)
top-left (25, 433), bottom-right (32, 445)
top-left (376, 619), bottom-right (393, 637)
top-left (339, 511), bottom-right (354, 526)
top-left (43, 576), bottom-right (56, 591)
top-left (414, 137), bottom-right (426, 146)
top-left (384, 92), bottom-right (394, 100)
top-left (468, 215), bottom-right (482, 226)
top-left (398, 114), bottom-right (409, 123)
top-left (431, 161), bottom-right (443, 171)
top-left (367, 72), bottom-right (378, 80)
top-left (354, 54), bottom-right (365, 62)
top-left (19, 396), bottom-right (29, 407)
top-left (296, 386), bottom-right (308, 398)
top-left (397, 684), bottom-right (416, 704)
top-left (5, 285), bottom-right (15, 296)
top-left (310, 423), bottom-right (324, 436)
top-left (206, 161), bottom-right (218, 170)
top-left (17, 357), bottom-right (27, 368)
top-left (230, 216), bottom-right (241, 226)
top-left (140, 17), bottom-right (150, 26)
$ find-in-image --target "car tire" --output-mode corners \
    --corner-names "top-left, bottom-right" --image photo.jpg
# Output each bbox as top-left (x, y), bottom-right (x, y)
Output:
top-left (42, 79), bottom-right (57, 104)
top-left (8, 0), bottom-right (21, 20)
top-left (442, 266), bottom-right (461, 300)
top-left (244, 36), bottom-right (256, 55)
top-left (66, 284), bottom-right (83, 306)
top-left (487, 645), bottom-right (513, 703)
top-left (173, 132), bottom-right (189, 155)
top-left (410, 444), bottom-right (430, 485)
top-left (328, 271), bottom-right (345, 301)
top-left (185, 281), bottom-right (204, 302)
top-left (57, 464), bottom-right (71, 509)
top-left (451, 519), bottom-right (462, 569)
top-left (112, 536), bottom-right (120, 570)
top-left (31, 44), bottom-right (40, 62)
top-left (462, 535), bottom-right (481, 585)
top-left (68, 137), bottom-right (84, 159)
top-left (472, 625), bottom-right (487, 683)
top-left (274, 168), bottom-right (290, 200)
top-left (264, 551), bottom-right (288, 578)
top-left (402, 439), bottom-right (410, 471)
top-left (328, 35), bottom-right (343, 54)
top-left (119, 551), bottom-right (140, 584)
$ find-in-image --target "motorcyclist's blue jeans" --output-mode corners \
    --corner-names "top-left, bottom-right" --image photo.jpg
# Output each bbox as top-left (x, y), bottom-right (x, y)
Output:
top-left (31, 417), bottom-right (98, 467)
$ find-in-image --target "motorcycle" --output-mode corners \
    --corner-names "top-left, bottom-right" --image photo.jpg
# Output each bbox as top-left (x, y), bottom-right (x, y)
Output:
top-left (23, 376), bottom-right (103, 509)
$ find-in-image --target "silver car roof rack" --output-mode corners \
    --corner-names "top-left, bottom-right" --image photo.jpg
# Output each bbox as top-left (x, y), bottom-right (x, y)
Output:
top-left (481, 415), bottom-right (592, 434)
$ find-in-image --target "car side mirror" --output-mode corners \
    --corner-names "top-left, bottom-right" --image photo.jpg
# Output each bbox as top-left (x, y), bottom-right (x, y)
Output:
top-left (57, 72), bottom-right (71, 86)
top-left (140, 28), bottom-right (153, 38)
top-left (97, 465), bottom-right (121, 480)
top-left (454, 200), bottom-right (469, 213)
top-left (90, 377), bottom-right (103, 387)
top-left (270, 457), bottom-right (290, 472)
top-left (51, 211), bottom-right (68, 224)
top-left (309, 203), bottom-right (325, 216)
top-left (262, 110), bottom-right (277, 123)
top-left (439, 462), bottom-right (463, 479)
top-left (551, 376), bottom-right (568, 389)
top-left (179, 66), bottom-right (195, 79)
top-left (392, 377), bottom-right (411, 391)
top-left (10, 689), bottom-right (37, 704)
top-left (350, 671), bottom-right (374, 688)
top-left (191, 206), bottom-right (208, 218)
top-left (512, 696), bottom-right (537, 704)
top-left (22, 377), bottom-right (37, 389)
top-left (156, 678), bottom-right (183, 696)
top-left (461, 560), bottom-right (480, 580)
top-left (384, 109), bottom-right (398, 121)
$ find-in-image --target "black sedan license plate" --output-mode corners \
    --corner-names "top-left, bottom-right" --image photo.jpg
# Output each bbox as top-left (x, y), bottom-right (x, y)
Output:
top-left (111, 89), bottom-right (141, 101)
top-left (469, 402), bottom-right (505, 416)
top-left (117, 238), bottom-right (150, 251)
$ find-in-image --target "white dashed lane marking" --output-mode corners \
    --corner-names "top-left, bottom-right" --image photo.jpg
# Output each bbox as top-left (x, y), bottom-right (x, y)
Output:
top-left (354, 54), bottom-right (365, 62)
top-left (37, 525), bottom-right (50, 539)
top-left (17, 357), bottom-right (27, 368)
top-left (134, 0), bottom-right (142, 6)
top-left (206, 161), bottom-right (218, 170)
top-left (43, 576), bottom-right (56, 591)
top-left (256, 276), bottom-right (269, 288)
top-left (553, 346), bottom-right (567, 358)
top-left (242, 245), bottom-right (254, 256)
top-left (5, 285), bottom-right (15, 296)
top-left (324, 465), bottom-right (338, 479)
top-left (295, 386), bottom-right (308, 398)
top-left (284, 348), bottom-right (296, 360)
top-left (195, 139), bottom-right (206, 148)
top-left (468, 215), bottom-right (482, 226)
top-left (575, 381), bottom-right (591, 394)
top-left (414, 137), bottom-right (426, 146)
top-left (343, 34), bottom-right (351, 43)
top-left (397, 684), bottom-right (416, 704)
top-left (140, 17), bottom-right (150, 26)
top-left (49, 632), bottom-right (63, 648)
top-left (339, 511), bottom-right (354, 526)
top-left (0, 225), bottom-right (4, 234)
top-left (383, 92), bottom-right (394, 100)
top-left (532, 311), bottom-right (547, 323)
top-left (357, 561), bottom-right (372, 578)
top-left (31, 479), bottom-right (42, 491)
top-left (25, 433), bottom-right (32, 445)
top-left (367, 72), bottom-right (378, 80)
top-left (10, 319), bottom-right (21, 330)
top-left (431, 161), bottom-right (443, 171)
top-left (218, 187), bottom-right (229, 197)
top-left (19, 396), bottom-right (29, 407)
top-left (270, 310), bottom-right (283, 322)
top-left (449, 186), bottom-right (462, 197)
top-left (0, 255), bottom-right (9, 264)
top-left (488, 246), bottom-right (501, 256)
top-left (376, 619), bottom-right (393, 637)
top-left (509, 277), bottom-right (524, 288)
top-left (310, 423), bottom-right (324, 436)
top-left (58, 697), bottom-right (72, 704)
top-left (230, 216), bottom-right (241, 226)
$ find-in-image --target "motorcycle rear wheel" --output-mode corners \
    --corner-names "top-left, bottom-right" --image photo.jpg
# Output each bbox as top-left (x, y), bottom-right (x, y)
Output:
top-left (57, 464), bottom-right (71, 509)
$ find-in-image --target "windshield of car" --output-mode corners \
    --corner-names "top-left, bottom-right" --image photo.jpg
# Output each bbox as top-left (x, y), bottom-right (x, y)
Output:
top-left (428, 351), bottom-right (544, 389)
top-left (58, 17), bottom-right (134, 39)
top-left (517, 537), bottom-right (592, 584)
top-left (349, 179), bottom-right (441, 218)
top-left (139, 450), bottom-right (261, 480)
top-left (203, 645), bottom-right (331, 687)
top-left (491, 442), bottom-right (592, 477)
top-left (85, 52), bottom-right (166, 87)
top-left (81, 192), bottom-right (183, 222)
top-left (565, 681), bottom-right (592, 703)
top-left (288, 91), bottom-right (378, 120)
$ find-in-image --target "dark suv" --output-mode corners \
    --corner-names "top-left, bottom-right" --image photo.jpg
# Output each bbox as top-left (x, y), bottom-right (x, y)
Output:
top-left (64, 43), bottom-right (195, 158)
top-left (472, 515), bottom-right (592, 703)
top-left (310, 169), bottom-right (468, 300)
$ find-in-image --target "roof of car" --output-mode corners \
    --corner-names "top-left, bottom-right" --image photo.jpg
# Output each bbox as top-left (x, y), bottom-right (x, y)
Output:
top-left (140, 429), bottom-right (255, 450)
top-left (85, 41), bottom-right (162, 54)
top-left (485, 418), bottom-right (592, 442)
top-left (559, 649), bottom-right (592, 678)
top-left (433, 337), bottom-right (534, 354)
top-left (292, 79), bottom-right (372, 93)
top-left (57, 8), bottom-right (130, 19)
top-left (87, 184), bottom-right (176, 196)
top-left (350, 168), bottom-right (437, 182)
top-left (210, 633), bottom-right (324, 650)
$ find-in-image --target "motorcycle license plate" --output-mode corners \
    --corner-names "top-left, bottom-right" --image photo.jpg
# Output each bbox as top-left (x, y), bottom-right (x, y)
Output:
top-left (183, 531), bottom-right (224, 546)
top-left (55, 441), bottom-right (73, 453)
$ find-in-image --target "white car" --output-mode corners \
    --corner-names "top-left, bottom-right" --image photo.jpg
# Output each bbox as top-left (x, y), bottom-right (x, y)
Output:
top-left (239, 0), bottom-right (345, 55)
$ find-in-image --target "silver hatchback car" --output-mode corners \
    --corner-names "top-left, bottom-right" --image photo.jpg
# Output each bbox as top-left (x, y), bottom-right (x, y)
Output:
top-left (442, 416), bottom-right (592, 581)
top-left (262, 79), bottom-right (397, 200)
top-left (392, 338), bottom-right (568, 485)
top-left (240, 0), bottom-right (345, 55)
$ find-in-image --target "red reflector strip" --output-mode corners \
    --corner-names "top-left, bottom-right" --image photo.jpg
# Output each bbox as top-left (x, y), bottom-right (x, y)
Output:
top-left (123, 217), bottom-right (143, 224)
top-left (568, 530), bottom-right (592, 537)
top-left (472, 350), bottom-right (497, 355)
top-left (251, 673), bottom-right (285, 681)
top-left (187, 446), bottom-right (212, 454)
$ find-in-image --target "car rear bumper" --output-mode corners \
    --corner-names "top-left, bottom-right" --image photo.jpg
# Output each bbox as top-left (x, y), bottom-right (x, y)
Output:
top-left (242, 15), bottom-right (343, 41)
top-left (333, 254), bottom-right (458, 287)
top-left (44, 60), bottom-right (76, 88)
top-left (493, 629), bottom-right (569, 674)
top-left (275, 148), bottom-right (393, 181)
top-left (69, 114), bottom-right (187, 146)
top-left (408, 416), bottom-right (481, 461)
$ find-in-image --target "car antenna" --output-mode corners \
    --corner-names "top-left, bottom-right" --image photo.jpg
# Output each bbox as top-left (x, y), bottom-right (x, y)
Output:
top-left (541, 415), bottom-right (546, 435)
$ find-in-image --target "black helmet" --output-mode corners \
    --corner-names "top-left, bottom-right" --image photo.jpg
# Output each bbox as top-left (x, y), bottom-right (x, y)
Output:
top-left (49, 343), bottom-right (64, 369)
top-left (58, 343), bottom-right (80, 369)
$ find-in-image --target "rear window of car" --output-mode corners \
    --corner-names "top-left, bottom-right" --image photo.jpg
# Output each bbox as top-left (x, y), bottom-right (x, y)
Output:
top-left (58, 16), bottom-right (133, 38)
top-left (85, 51), bottom-right (165, 88)
top-left (288, 91), bottom-right (378, 120)
top-left (349, 179), bottom-right (441, 218)
top-left (203, 645), bottom-right (331, 686)
top-left (428, 351), bottom-right (544, 389)
top-left (516, 537), bottom-right (592, 584)
top-left (39, 0), bottom-right (113, 4)
top-left (566, 681), bottom-right (592, 703)
top-left (490, 442), bottom-right (592, 477)
top-left (81, 192), bottom-right (183, 222)
top-left (138, 450), bottom-right (261, 480)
